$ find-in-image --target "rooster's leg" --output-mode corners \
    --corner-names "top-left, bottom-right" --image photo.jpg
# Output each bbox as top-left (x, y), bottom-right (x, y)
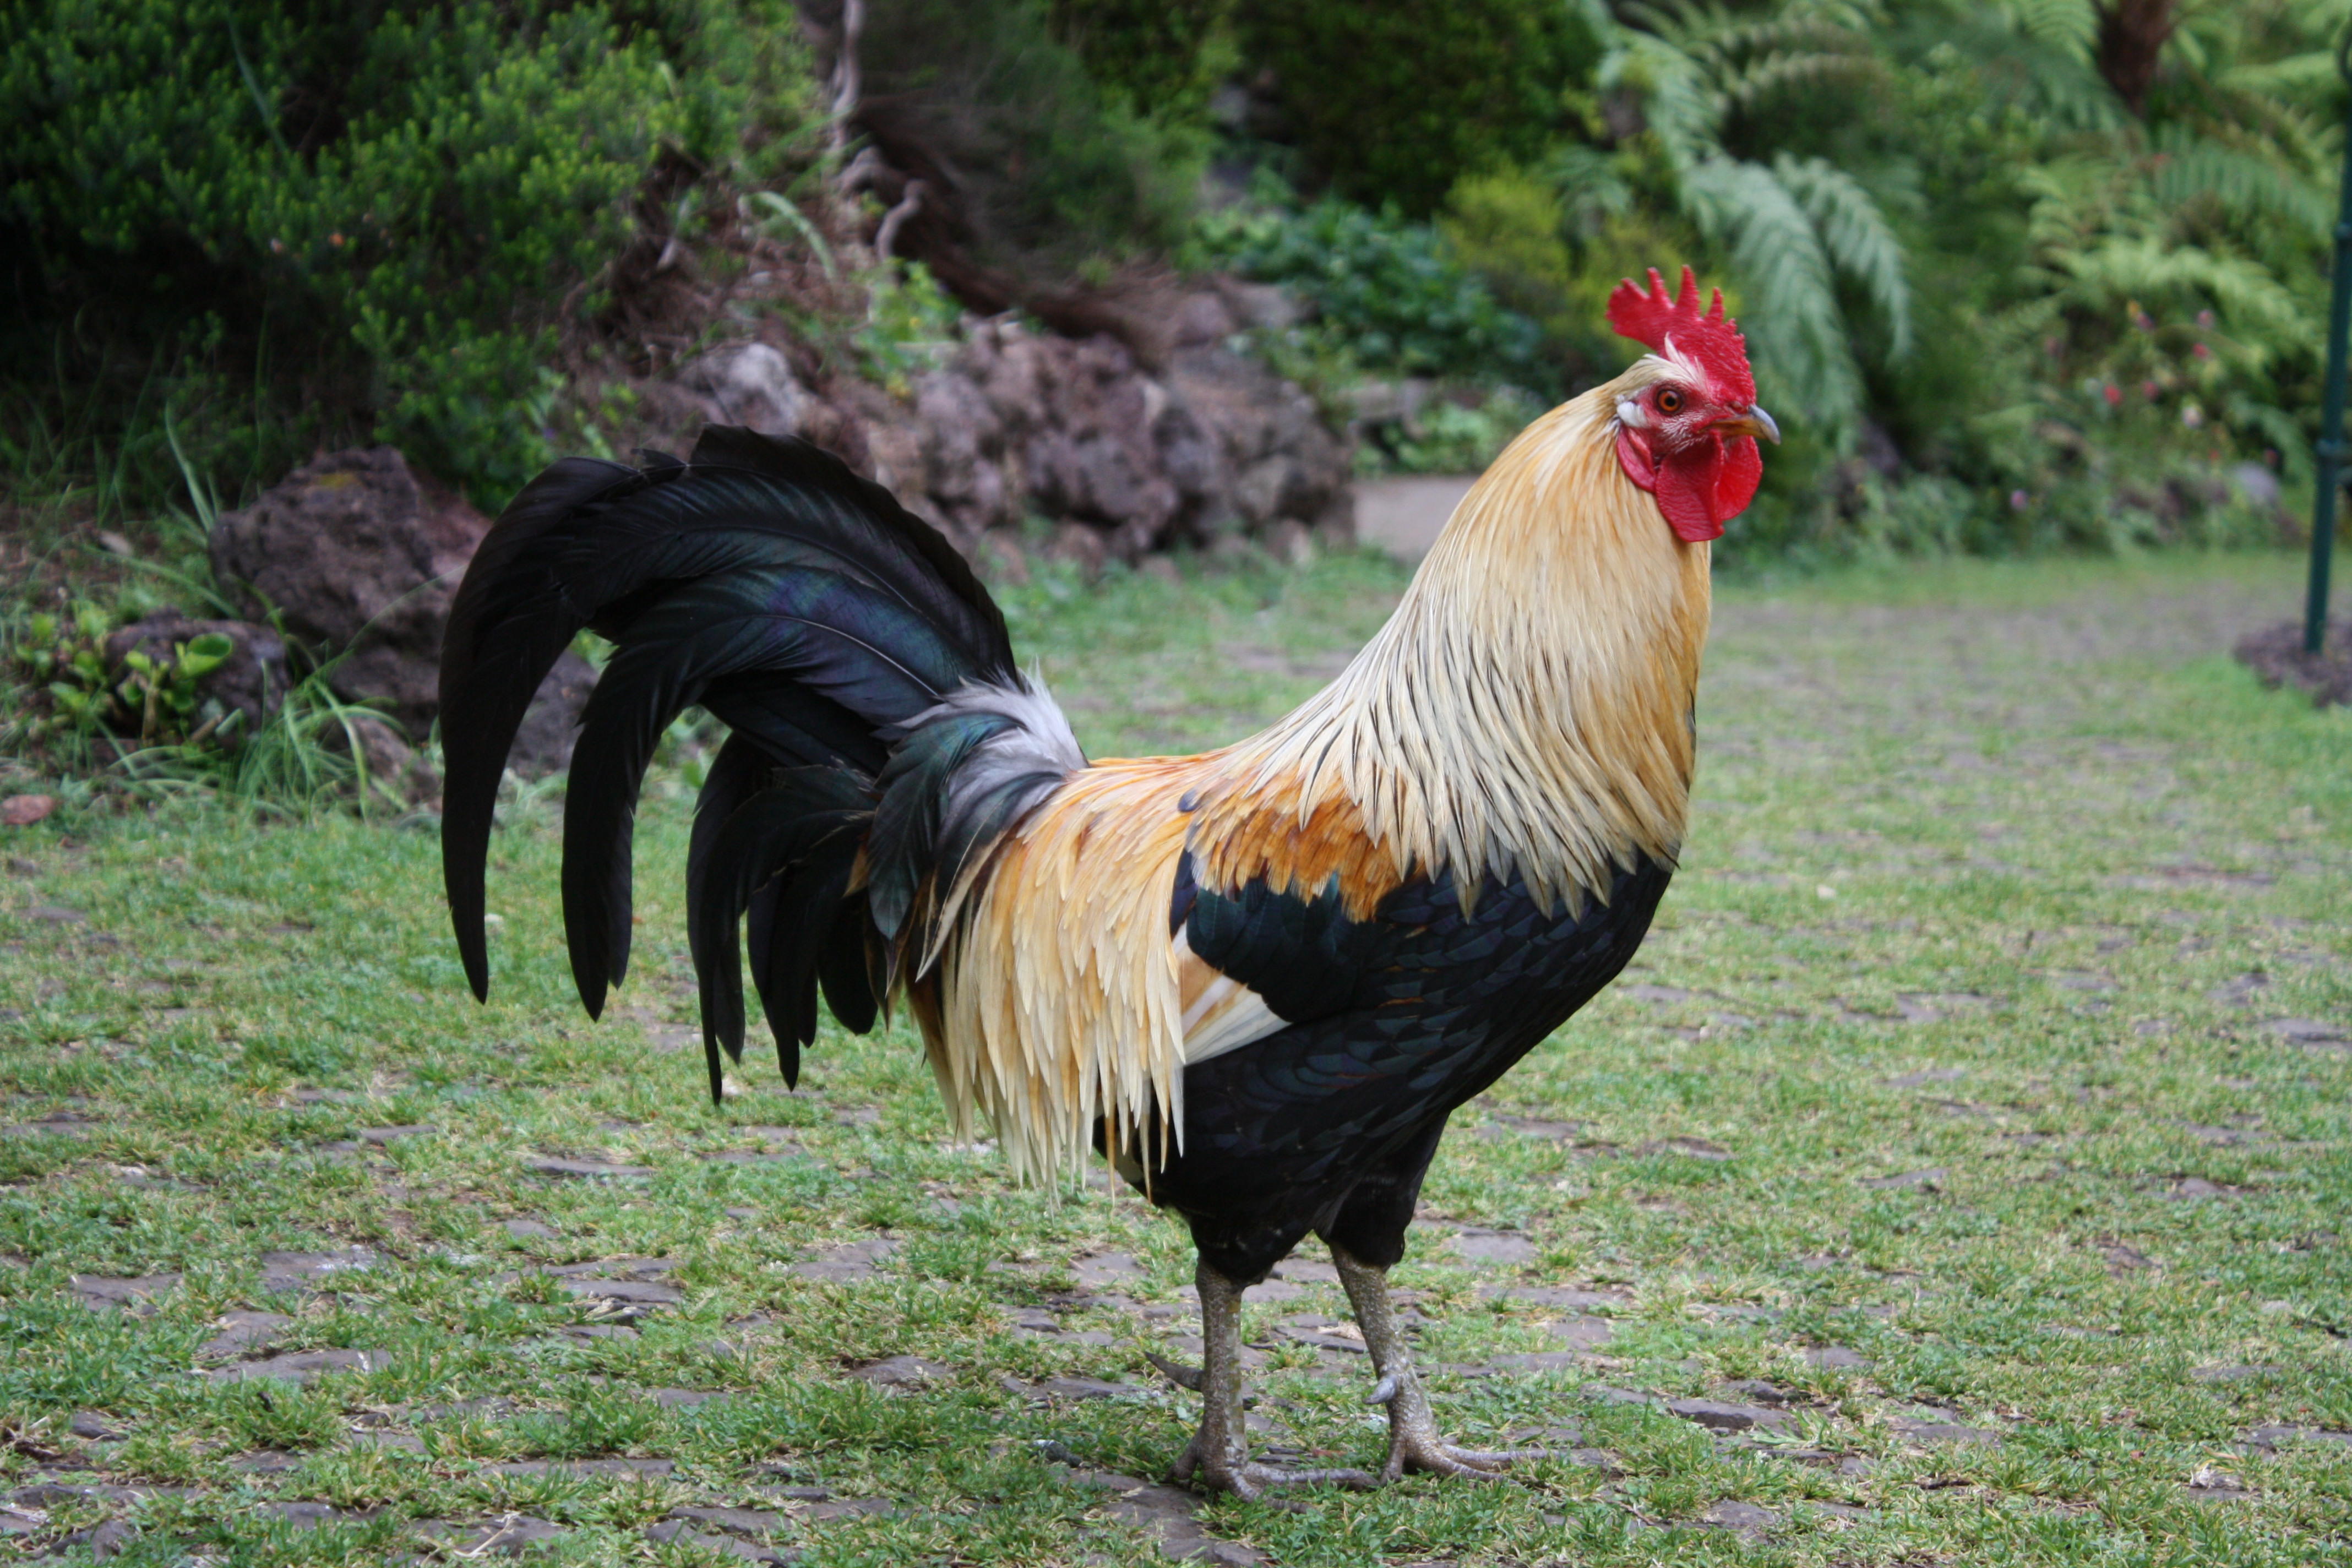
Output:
top-left (1332, 1245), bottom-right (1542, 1481)
top-left (1170, 1259), bottom-right (1378, 1500)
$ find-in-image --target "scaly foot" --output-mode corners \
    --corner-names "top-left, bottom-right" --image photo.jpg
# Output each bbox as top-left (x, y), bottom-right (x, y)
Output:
top-left (1367, 1371), bottom-right (1545, 1481)
top-left (1172, 1432), bottom-right (1378, 1501)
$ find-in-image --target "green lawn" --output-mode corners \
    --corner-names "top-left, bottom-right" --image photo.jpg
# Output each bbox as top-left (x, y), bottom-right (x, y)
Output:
top-left (1, 548), bottom-right (2346, 1566)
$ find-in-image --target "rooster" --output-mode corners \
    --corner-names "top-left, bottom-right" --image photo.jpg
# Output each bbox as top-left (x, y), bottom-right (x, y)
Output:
top-left (439, 268), bottom-right (1774, 1496)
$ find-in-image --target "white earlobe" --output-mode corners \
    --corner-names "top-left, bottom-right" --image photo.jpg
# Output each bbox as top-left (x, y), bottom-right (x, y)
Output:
top-left (1616, 398), bottom-right (1647, 430)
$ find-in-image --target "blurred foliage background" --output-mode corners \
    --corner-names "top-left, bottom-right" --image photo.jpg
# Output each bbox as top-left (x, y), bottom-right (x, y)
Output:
top-left (2, 0), bottom-right (2343, 560)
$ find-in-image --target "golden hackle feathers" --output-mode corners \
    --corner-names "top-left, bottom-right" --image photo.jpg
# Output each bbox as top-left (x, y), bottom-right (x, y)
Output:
top-left (1202, 361), bottom-right (1710, 915)
top-left (911, 364), bottom-right (1712, 1184)
top-left (919, 762), bottom-right (1195, 1186)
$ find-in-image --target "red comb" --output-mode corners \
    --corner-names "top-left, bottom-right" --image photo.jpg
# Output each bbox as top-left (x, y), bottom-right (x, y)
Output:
top-left (1607, 266), bottom-right (1755, 404)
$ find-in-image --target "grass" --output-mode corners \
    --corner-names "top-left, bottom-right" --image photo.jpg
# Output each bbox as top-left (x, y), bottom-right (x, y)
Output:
top-left (0, 546), bottom-right (2347, 1566)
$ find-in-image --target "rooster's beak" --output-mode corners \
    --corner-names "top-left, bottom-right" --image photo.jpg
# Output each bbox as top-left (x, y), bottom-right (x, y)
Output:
top-left (1715, 404), bottom-right (1782, 444)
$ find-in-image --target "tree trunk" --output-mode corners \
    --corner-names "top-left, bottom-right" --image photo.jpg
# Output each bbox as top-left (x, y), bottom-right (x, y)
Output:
top-left (2095, 0), bottom-right (2176, 116)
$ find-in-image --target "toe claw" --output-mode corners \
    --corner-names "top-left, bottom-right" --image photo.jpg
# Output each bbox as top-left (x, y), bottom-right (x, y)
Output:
top-left (1146, 1350), bottom-right (1206, 1393)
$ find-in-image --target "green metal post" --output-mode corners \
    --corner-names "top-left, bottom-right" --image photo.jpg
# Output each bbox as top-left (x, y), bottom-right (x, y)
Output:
top-left (2307, 30), bottom-right (2352, 655)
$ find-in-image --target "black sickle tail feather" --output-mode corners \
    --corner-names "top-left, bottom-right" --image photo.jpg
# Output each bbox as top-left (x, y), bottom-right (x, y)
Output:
top-left (439, 427), bottom-right (1016, 1096)
top-left (687, 761), bottom-right (876, 1097)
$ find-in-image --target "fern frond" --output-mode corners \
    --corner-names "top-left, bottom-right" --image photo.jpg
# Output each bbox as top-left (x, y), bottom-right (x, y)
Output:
top-left (2149, 124), bottom-right (2332, 242)
top-left (1773, 153), bottom-right (1913, 358)
top-left (1991, 0), bottom-right (2098, 67)
top-left (1717, 46), bottom-right (1883, 112)
top-left (1909, 1), bottom-right (2120, 128)
top-left (2218, 51), bottom-right (2344, 100)
top-left (2043, 234), bottom-right (2313, 354)
top-left (1599, 30), bottom-right (1727, 168)
top-left (1681, 156), bottom-right (1861, 435)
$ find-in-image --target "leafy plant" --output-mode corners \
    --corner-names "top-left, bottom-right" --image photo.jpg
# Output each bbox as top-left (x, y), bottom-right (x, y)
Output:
top-left (856, 0), bottom-right (1207, 276)
top-left (1234, 0), bottom-right (1607, 218)
top-left (855, 263), bottom-right (963, 398)
top-left (1193, 188), bottom-right (1545, 385)
top-left (0, 0), bottom-right (818, 508)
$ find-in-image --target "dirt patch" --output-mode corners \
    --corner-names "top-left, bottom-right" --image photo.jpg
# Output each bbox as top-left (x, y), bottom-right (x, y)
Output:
top-left (2234, 621), bottom-right (2352, 706)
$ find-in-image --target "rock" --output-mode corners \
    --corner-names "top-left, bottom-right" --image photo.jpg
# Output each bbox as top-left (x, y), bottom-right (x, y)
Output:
top-left (1449, 1229), bottom-right (1539, 1266)
top-left (1071, 1253), bottom-right (1145, 1289)
top-left (2242, 1424), bottom-right (2352, 1450)
top-left (1023, 338), bottom-right (1182, 543)
top-left (255, 1500), bottom-right (360, 1527)
top-left (208, 447), bottom-right (590, 767)
top-left (558, 1277), bottom-right (684, 1306)
top-left (2262, 1017), bottom-right (2348, 1047)
top-left (1, 794), bottom-right (57, 827)
top-left (527, 1157), bottom-right (655, 1180)
top-left (1101, 1478), bottom-right (1265, 1565)
top-left (2228, 461), bottom-right (2282, 508)
top-left (644, 1520), bottom-right (794, 1564)
top-left (358, 1124), bottom-right (434, 1144)
top-left (1485, 1284), bottom-right (1632, 1311)
top-left (1043, 521), bottom-right (1109, 579)
top-left (259, 1247), bottom-right (379, 1292)
top-left (101, 613), bottom-right (287, 741)
top-left (1020, 1375), bottom-right (1146, 1401)
top-left (491, 1458), bottom-right (673, 1479)
top-left (415, 1516), bottom-right (567, 1554)
top-left (56, 1518), bottom-right (139, 1558)
top-left (1716, 1379), bottom-right (1794, 1406)
top-left (197, 1310), bottom-right (296, 1360)
top-left (209, 448), bottom-right (480, 732)
top-left (70, 1273), bottom-right (182, 1310)
top-left (786, 306), bottom-right (1351, 563)
top-left (1893, 1420), bottom-right (2002, 1446)
top-left (208, 1347), bottom-right (388, 1384)
top-left (848, 1353), bottom-right (951, 1388)
top-left (789, 1238), bottom-right (899, 1282)
top-left (666, 1506), bottom-right (786, 1536)
top-left (325, 712), bottom-right (439, 805)
top-left (1663, 1398), bottom-right (1790, 1433)
top-left (1262, 518), bottom-right (1315, 568)
top-left (679, 343), bottom-right (808, 438)
top-left (1698, 1500), bottom-right (1780, 1536)
top-left (1859, 1167), bottom-right (1946, 1190)
top-left (505, 650), bottom-right (599, 778)
top-left (1546, 1316), bottom-right (1617, 1352)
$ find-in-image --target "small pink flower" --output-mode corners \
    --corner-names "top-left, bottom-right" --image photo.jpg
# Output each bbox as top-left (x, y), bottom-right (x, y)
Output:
top-left (2010, 489), bottom-right (2030, 511)
top-left (2193, 342), bottom-right (2211, 360)
top-left (2143, 380), bottom-right (2160, 399)
top-left (2197, 310), bottom-right (2214, 328)
top-left (2103, 383), bottom-right (2123, 407)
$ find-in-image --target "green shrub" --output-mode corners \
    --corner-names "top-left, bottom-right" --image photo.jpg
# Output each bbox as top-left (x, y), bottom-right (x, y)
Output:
top-left (1192, 190), bottom-right (1544, 385)
top-left (1049, 0), bottom-right (1233, 124)
top-left (859, 0), bottom-right (1206, 276)
top-left (0, 0), bottom-right (815, 505)
top-left (1235, 0), bottom-right (1603, 218)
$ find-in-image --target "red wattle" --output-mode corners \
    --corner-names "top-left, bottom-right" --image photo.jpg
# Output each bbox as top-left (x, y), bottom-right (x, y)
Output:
top-left (1618, 428), bottom-right (1762, 543)
top-left (1658, 433), bottom-right (1763, 542)
top-left (1716, 433), bottom-right (1762, 519)
top-left (1655, 460), bottom-right (1725, 543)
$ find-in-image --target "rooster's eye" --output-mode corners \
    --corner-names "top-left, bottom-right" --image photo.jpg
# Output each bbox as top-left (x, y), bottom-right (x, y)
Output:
top-left (1656, 387), bottom-right (1685, 415)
